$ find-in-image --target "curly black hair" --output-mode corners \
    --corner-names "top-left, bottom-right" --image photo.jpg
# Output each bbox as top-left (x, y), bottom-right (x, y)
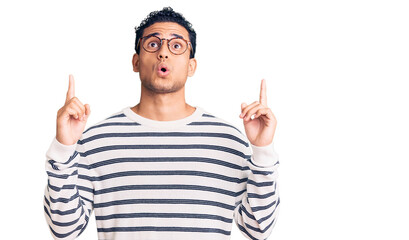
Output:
top-left (134, 7), bottom-right (196, 59)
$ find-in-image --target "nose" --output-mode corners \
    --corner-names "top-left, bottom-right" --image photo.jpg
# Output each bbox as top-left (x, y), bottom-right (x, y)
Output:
top-left (157, 39), bottom-right (170, 60)
top-left (158, 53), bottom-right (168, 59)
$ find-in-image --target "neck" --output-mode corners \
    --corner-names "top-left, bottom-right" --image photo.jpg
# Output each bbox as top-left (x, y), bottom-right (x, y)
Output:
top-left (132, 85), bottom-right (195, 121)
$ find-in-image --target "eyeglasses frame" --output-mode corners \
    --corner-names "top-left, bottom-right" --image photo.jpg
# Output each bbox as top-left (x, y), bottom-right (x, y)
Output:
top-left (136, 34), bottom-right (193, 57)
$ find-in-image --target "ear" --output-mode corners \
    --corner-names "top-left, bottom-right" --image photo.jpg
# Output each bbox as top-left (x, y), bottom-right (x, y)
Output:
top-left (132, 53), bottom-right (140, 72)
top-left (187, 58), bottom-right (197, 77)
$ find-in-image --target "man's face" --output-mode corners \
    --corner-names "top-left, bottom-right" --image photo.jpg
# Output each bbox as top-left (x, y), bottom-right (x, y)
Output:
top-left (132, 22), bottom-right (197, 94)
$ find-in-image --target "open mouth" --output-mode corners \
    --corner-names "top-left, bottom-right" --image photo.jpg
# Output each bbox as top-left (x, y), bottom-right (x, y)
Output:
top-left (157, 64), bottom-right (170, 77)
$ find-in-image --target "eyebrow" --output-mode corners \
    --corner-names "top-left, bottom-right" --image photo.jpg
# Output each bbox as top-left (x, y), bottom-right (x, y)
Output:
top-left (146, 32), bottom-right (185, 39)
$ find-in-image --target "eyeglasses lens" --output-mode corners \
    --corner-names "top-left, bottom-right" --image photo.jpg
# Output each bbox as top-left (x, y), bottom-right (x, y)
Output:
top-left (142, 36), bottom-right (187, 55)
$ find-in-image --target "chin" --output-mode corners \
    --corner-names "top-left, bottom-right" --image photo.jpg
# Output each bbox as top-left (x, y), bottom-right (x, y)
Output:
top-left (142, 81), bottom-right (184, 94)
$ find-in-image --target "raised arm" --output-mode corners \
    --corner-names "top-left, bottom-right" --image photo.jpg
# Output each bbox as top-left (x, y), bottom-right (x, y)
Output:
top-left (235, 79), bottom-right (280, 239)
top-left (43, 74), bottom-right (93, 239)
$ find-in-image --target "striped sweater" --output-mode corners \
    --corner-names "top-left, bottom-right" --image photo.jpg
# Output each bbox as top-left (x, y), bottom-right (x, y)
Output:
top-left (44, 106), bottom-right (280, 240)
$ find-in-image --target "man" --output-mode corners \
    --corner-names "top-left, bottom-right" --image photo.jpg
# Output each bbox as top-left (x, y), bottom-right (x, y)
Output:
top-left (44, 7), bottom-right (279, 240)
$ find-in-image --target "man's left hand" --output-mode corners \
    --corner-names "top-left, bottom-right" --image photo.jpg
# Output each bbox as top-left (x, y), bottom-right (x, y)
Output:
top-left (239, 79), bottom-right (277, 147)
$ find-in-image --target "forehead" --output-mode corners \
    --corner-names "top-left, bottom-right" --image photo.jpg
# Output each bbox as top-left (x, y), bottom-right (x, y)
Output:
top-left (142, 22), bottom-right (189, 40)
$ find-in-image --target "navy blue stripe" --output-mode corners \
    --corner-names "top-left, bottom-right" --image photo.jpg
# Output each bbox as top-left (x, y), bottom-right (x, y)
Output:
top-left (44, 205), bottom-right (85, 227)
top-left (77, 185), bottom-right (93, 193)
top-left (93, 198), bottom-right (235, 210)
top-left (49, 191), bottom-right (79, 203)
top-left (251, 200), bottom-right (277, 212)
top-left (238, 208), bottom-right (276, 237)
top-left (80, 195), bottom-right (93, 206)
top-left (83, 122), bottom-right (141, 134)
top-left (248, 190), bottom-right (276, 199)
top-left (77, 163), bottom-right (90, 170)
top-left (249, 159), bottom-right (279, 168)
top-left (48, 222), bottom-right (84, 239)
top-left (78, 214), bottom-right (90, 236)
top-left (249, 169), bottom-right (274, 175)
top-left (106, 113), bottom-right (126, 119)
top-left (96, 212), bottom-right (232, 223)
top-left (47, 153), bottom-right (81, 169)
top-left (238, 208), bottom-right (275, 236)
top-left (48, 160), bottom-right (59, 170)
top-left (244, 154), bottom-right (278, 165)
top-left (245, 216), bottom-right (276, 234)
top-left (241, 166), bottom-right (274, 175)
top-left (239, 205), bottom-right (256, 221)
top-left (244, 221), bottom-right (263, 233)
top-left (46, 170), bottom-right (78, 179)
top-left (249, 159), bottom-right (273, 168)
top-left (82, 144), bottom-right (247, 159)
top-left (88, 156), bottom-right (243, 171)
top-left (236, 222), bottom-right (258, 240)
top-left (202, 113), bottom-right (215, 118)
top-left (93, 184), bottom-right (238, 197)
top-left (44, 196), bottom-right (82, 215)
top-left (247, 180), bottom-right (274, 187)
top-left (78, 170), bottom-right (245, 184)
top-left (237, 189), bottom-right (246, 197)
top-left (80, 132), bottom-right (248, 146)
top-left (244, 221), bottom-right (262, 233)
top-left (71, 161), bottom-right (271, 176)
top-left (63, 151), bottom-right (79, 165)
top-left (97, 226), bottom-right (231, 235)
top-left (258, 206), bottom-right (278, 225)
top-left (188, 121), bottom-right (241, 133)
top-left (49, 151), bottom-right (80, 166)
top-left (48, 181), bottom-right (76, 192)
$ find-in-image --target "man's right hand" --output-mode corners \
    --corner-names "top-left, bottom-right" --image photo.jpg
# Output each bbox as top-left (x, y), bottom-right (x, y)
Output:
top-left (56, 74), bottom-right (91, 146)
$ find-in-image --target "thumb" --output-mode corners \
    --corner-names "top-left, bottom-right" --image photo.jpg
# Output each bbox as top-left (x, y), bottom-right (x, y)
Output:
top-left (84, 104), bottom-right (91, 116)
top-left (83, 104), bottom-right (91, 120)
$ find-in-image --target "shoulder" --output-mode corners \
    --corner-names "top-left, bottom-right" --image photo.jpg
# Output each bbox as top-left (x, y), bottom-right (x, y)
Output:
top-left (198, 107), bottom-right (242, 131)
top-left (197, 107), bottom-right (250, 148)
top-left (79, 107), bottom-right (131, 142)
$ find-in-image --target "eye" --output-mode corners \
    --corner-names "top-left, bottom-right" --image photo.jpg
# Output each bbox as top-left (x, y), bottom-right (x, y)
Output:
top-left (173, 43), bottom-right (181, 49)
top-left (148, 42), bottom-right (158, 48)
top-left (143, 36), bottom-right (161, 51)
top-left (170, 39), bottom-right (186, 52)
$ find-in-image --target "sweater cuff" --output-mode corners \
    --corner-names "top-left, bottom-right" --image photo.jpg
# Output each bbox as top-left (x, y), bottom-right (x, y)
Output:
top-left (250, 141), bottom-right (279, 167)
top-left (46, 137), bottom-right (77, 163)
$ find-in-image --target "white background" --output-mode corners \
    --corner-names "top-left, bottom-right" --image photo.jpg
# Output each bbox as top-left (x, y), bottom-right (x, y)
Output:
top-left (1, 0), bottom-right (408, 239)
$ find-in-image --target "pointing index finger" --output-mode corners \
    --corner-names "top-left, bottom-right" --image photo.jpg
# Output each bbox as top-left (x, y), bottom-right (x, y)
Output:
top-left (66, 74), bottom-right (75, 103)
top-left (259, 79), bottom-right (267, 106)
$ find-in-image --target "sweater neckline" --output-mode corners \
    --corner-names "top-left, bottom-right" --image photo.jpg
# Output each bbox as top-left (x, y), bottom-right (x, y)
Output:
top-left (123, 106), bottom-right (204, 129)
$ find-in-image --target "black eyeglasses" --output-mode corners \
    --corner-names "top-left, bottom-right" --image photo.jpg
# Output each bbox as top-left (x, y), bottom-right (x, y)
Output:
top-left (137, 35), bottom-right (193, 56)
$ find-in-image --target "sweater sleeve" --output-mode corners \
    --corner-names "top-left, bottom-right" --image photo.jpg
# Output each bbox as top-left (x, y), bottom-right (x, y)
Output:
top-left (234, 141), bottom-right (280, 240)
top-left (43, 137), bottom-right (94, 240)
